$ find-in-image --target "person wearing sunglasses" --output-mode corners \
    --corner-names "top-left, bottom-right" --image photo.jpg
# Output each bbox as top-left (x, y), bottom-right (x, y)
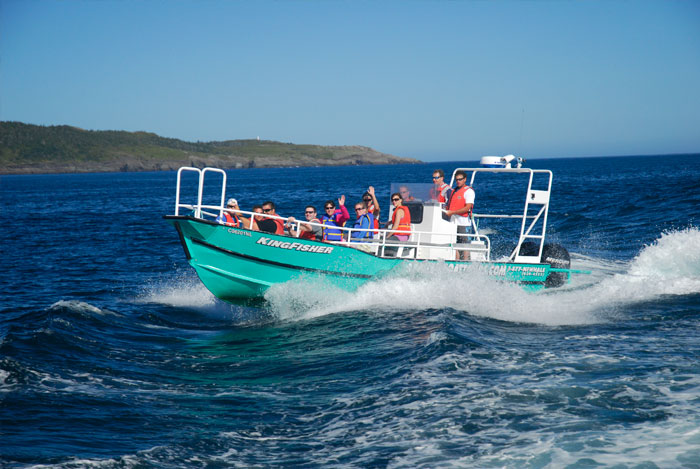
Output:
top-left (288, 206), bottom-right (322, 241)
top-left (445, 170), bottom-right (475, 260)
top-left (216, 198), bottom-right (241, 227)
top-left (257, 201), bottom-right (286, 235)
top-left (429, 169), bottom-right (451, 204)
top-left (386, 192), bottom-right (411, 242)
top-left (349, 201), bottom-right (375, 243)
top-left (219, 198), bottom-right (259, 230)
top-left (321, 195), bottom-right (350, 242)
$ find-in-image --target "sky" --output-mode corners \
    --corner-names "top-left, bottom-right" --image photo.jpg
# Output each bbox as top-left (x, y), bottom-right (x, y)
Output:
top-left (1, 0), bottom-right (699, 161)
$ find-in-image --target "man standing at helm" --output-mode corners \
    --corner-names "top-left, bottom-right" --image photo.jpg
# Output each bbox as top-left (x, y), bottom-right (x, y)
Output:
top-left (445, 170), bottom-right (475, 260)
top-left (430, 169), bottom-right (451, 203)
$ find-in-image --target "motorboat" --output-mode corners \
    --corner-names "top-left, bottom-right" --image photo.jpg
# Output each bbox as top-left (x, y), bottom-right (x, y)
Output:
top-left (164, 163), bottom-right (586, 302)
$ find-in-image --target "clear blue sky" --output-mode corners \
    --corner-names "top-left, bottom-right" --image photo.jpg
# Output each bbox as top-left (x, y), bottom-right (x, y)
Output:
top-left (2, 0), bottom-right (699, 161)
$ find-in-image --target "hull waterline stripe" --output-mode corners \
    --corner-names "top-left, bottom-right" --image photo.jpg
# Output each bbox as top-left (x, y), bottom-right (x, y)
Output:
top-left (190, 237), bottom-right (374, 279)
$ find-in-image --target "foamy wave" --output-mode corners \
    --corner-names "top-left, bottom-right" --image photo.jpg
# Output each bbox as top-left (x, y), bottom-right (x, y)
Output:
top-left (626, 226), bottom-right (700, 292)
top-left (133, 270), bottom-right (253, 321)
top-left (0, 367), bottom-right (11, 392)
top-left (265, 262), bottom-right (599, 326)
top-left (265, 228), bottom-right (700, 326)
top-left (49, 300), bottom-right (119, 316)
top-left (136, 270), bottom-right (218, 308)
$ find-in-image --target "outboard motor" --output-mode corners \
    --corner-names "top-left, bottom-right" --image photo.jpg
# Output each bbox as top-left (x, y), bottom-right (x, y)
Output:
top-left (542, 244), bottom-right (571, 288)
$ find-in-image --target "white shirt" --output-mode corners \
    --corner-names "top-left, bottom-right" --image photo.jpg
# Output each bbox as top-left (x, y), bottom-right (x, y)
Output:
top-left (450, 186), bottom-right (474, 226)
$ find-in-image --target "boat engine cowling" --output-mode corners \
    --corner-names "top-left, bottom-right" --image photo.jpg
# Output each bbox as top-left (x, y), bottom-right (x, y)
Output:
top-left (517, 242), bottom-right (571, 288)
top-left (541, 243), bottom-right (571, 288)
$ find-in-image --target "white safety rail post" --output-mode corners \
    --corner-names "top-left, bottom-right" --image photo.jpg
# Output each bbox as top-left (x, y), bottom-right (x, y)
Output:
top-left (200, 168), bottom-right (227, 221)
top-left (175, 167), bottom-right (202, 216)
top-left (514, 169), bottom-right (553, 264)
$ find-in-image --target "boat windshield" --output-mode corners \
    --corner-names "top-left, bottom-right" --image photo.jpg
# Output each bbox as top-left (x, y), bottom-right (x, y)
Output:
top-left (389, 183), bottom-right (437, 204)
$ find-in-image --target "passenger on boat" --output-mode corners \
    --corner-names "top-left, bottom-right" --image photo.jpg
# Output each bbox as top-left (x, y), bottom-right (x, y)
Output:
top-left (321, 196), bottom-right (350, 242)
top-left (258, 201), bottom-right (286, 235)
top-left (236, 207), bottom-right (259, 230)
top-left (288, 206), bottom-right (322, 241)
top-left (399, 185), bottom-right (415, 202)
top-left (216, 198), bottom-right (241, 227)
top-left (445, 170), bottom-right (475, 260)
top-left (250, 205), bottom-right (263, 228)
top-left (363, 186), bottom-right (381, 232)
top-left (430, 169), bottom-right (451, 204)
top-left (381, 192), bottom-right (411, 257)
top-left (350, 201), bottom-right (375, 242)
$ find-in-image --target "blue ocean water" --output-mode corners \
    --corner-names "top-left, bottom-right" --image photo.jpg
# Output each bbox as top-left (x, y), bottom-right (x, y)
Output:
top-left (1, 154), bottom-right (700, 468)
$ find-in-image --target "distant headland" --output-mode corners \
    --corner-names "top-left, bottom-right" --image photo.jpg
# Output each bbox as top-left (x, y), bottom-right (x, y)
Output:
top-left (0, 122), bottom-right (421, 175)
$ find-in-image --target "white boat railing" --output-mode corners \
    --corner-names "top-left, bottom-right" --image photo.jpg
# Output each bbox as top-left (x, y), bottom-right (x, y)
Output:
top-left (175, 167), bottom-right (227, 218)
top-left (173, 165), bottom-right (552, 263)
top-left (183, 203), bottom-right (491, 261)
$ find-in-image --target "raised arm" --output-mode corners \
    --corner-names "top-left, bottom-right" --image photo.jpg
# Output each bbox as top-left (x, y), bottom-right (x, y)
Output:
top-left (368, 186), bottom-right (380, 219)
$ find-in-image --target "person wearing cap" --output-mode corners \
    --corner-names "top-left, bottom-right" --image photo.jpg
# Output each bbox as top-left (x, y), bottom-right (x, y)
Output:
top-left (216, 198), bottom-right (241, 227)
top-left (231, 199), bottom-right (259, 230)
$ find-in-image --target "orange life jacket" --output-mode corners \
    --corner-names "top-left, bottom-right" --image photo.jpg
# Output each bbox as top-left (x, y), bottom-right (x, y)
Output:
top-left (430, 183), bottom-right (450, 203)
top-left (447, 185), bottom-right (473, 218)
top-left (272, 218), bottom-right (285, 235)
top-left (299, 218), bottom-right (320, 240)
top-left (367, 203), bottom-right (380, 233)
top-left (391, 206), bottom-right (411, 234)
top-left (223, 212), bottom-right (240, 227)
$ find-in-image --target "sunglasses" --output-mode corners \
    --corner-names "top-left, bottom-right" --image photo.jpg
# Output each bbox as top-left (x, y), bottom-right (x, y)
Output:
top-left (456, 177), bottom-right (466, 181)
top-left (432, 176), bottom-right (441, 179)
top-left (355, 207), bottom-right (364, 211)
top-left (305, 210), bottom-right (315, 214)
top-left (391, 197), bottom-right (401, 202)
top-left (363, 197), bottom-right (372, 201)
top-left (262, 208), bottom-right (272, 213)
top-left (325, 206), bottom-right (334, 210)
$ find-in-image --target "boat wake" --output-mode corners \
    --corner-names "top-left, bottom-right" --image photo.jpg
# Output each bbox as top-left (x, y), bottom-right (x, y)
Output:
top-left (265, 227), bottom-right (700, 326)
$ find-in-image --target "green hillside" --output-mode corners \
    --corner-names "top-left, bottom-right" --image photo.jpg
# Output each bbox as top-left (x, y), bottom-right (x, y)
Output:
top-left (0, 122), bottom-right (420, 174)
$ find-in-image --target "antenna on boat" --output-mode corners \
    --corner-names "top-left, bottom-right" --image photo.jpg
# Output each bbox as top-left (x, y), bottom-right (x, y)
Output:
top-left (518, 107), bottom-right (525, 157)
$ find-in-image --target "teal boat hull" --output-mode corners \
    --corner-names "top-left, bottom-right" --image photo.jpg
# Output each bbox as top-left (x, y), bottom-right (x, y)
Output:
top-left (166, 216), bottom-right (553, 302)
